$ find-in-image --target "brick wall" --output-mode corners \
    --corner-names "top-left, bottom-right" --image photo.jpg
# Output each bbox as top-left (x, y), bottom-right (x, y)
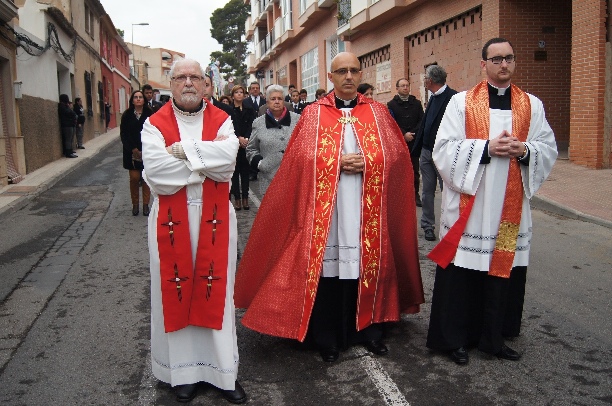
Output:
top-left (18, 95), bottom-right (63, 173)
top-left (569, 0), bottom-right (608, 168)
top-left (499, 0), bottom-right (572, 151)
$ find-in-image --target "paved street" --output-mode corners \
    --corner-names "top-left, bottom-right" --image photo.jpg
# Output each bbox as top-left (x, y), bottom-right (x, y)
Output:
top-left (0, 144), bottom-right (610, 405)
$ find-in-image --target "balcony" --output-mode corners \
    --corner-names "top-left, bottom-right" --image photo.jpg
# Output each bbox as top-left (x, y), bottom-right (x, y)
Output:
top-left (298, 0), bottom-right (326, 29)
top-left (369, 0), bottom-right (410, 21)
top-left (265, 0), bottom-right (273, 12)
top-left (245, 15), bottom-right (254, 41)
top-left (252, 0), bottom-right (268, 27)
top-left (318, 0), bottom-right (335, 7)
top-left (279, 11), bottom-right (294, 43)
top-left (0, 0), bottom-right (18, 23)
top-left (336, 0), bottom-right (351, 36)
top-left (257, 30), bottom-right (275, 63)
top-left (246, 53), bottom-right (257, 74)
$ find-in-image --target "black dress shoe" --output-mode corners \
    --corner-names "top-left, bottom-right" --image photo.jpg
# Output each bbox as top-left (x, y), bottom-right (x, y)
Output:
top-left (143, 205), bottom-right (150, 216)
top-left (219, 381), bottom-right (247, 404)
top-left (320, 346), bottom-right (339, 362)
top-left (66, 153), bottom-right (78, 158)
top-left (365, 340), bottom-right (388, 355)
top-left (450, 347), bottom-right (469, 365)
top-left (132, 205), bottom-right (139, 216)
top-left (496, 344), bottom-right (521, 361)
top-left (175, 383), bottom-right (197, 403)
top-left (424, 228), bottom-right (436, 241)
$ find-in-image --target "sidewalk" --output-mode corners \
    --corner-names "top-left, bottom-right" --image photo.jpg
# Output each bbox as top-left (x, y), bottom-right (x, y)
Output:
top-left (0, 127), bottom-right (120, 217)
top-left (0, 134), bottom-right (610, 229)
top-left (531, 155), bottom-right (612, 229)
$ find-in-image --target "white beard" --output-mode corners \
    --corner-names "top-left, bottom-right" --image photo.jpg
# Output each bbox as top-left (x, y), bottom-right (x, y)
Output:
top-left (178, 93), bottom-right (200, 105)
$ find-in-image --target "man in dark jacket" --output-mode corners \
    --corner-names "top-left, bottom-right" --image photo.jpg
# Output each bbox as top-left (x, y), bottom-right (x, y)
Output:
top-left (243, 82), bottom-right (266, 111)
top-left (411, 65), bottom-right (457, 241)
top-left (58, 94), bottom-right (78, 158)
top-left (387, 78), bottom-right (424, 205)
top-left (73, 97), bottom-right (86, 149)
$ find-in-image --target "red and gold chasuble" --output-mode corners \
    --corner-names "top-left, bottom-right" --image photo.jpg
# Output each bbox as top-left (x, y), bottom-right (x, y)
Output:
top-left (149, 101), bottom-right (230, 332)
top-left (297, 104), bottom-right (385, 340)
top-left (428, 80), bottom-right (531, 278)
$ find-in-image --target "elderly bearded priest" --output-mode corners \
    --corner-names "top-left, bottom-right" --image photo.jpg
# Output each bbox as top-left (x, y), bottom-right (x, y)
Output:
top-left (141, 59), bottom-right (247, 404)
top-left (235, 52), bottom-right (424, 363)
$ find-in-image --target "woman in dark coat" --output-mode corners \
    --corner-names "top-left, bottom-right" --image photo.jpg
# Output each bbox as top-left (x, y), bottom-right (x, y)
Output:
top-left (120, 90), bottom-right (153, 216)
top-left (230, 85), bottom-right (256, 210)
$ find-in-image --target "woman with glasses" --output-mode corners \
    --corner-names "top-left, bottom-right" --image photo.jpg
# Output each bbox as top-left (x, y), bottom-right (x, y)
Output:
top-left (120, 90), bottom-right (153, 216)
top-left (229, 85), bottom-right (257, 210)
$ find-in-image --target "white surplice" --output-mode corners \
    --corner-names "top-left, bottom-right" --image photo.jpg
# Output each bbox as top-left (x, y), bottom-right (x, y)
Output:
top-left (322, 109), bottom-right (362, 279)
top-left (141, 102), bottom-right (240, 389)
top-left (433, 91), bottom-right (557, 272)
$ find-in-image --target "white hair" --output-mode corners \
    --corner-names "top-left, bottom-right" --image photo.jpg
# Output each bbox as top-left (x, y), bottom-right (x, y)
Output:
top-left (169, 58), bottom-right (205, 78)
top-left (266, 84), bottom-right (284, 99)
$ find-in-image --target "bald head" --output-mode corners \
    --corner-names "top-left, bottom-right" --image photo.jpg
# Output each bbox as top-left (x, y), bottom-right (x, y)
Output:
top-left (328, 52), bottom-right (362, 100)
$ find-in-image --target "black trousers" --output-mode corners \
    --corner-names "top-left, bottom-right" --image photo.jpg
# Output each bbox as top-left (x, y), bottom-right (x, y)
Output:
top-left (411, 153), bottom-right (420, 195)
top-left (231, 149), bottom-right (250, 199)
top-left (426, 264), bottom-right (527, 354)
top-left (307, 277), bottom-right (382, 350)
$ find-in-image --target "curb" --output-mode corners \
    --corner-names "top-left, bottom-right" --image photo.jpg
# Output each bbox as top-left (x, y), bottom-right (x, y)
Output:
top-left (531, 194), bottom-right (612, 230)
top-left (0, 130), bottom-right (120, 218)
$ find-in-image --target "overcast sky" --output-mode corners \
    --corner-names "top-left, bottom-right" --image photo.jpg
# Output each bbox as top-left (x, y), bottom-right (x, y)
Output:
top-left (100, 0), bottom-right (232, 67)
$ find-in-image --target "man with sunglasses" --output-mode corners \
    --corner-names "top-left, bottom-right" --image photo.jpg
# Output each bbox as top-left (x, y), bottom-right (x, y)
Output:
top-left (426, 38), bottom-right (557, 365)
top-left (141, 59), bottom-right (247, 403)
top-left (236, 52), bottom-right (424, 363)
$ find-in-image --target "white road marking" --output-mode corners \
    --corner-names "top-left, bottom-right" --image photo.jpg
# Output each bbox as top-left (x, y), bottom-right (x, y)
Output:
top-left (351, 347), bottom-right (410, 406)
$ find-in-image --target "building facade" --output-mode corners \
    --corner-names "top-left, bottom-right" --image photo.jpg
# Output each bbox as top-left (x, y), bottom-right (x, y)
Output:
top-left (245, 0), bottom-right (611, 169)
top-left (129, 44), bottom-right (185, 96)
top-left (0, 0), bottom-right (21, 185)
top-left (100, 14), bottom-right (131, 129)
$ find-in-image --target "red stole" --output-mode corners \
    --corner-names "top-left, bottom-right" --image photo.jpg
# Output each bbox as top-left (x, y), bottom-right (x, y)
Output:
top-left (428, 80), bottom-right (531, 278)
top-left (149, 101), bottom-right (230, 332)
top-left (296, 103), bottom-right (386, 340)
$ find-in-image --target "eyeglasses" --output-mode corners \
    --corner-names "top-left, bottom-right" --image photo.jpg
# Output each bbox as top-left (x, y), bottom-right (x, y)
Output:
top-left (331, 68), bottom-right (361, 76)
top-left (171, 75), bottom-right (203, 83)
top-left (485, 55), bottom-right (515, 64)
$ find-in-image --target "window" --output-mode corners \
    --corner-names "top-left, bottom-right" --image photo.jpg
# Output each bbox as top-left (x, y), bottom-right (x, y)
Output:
top-left (84, 71), bottom-right (93, 117)
top-left (300, 47), bottom-right (318, 102)
top-left (84, 5), bottom-right (90, 34)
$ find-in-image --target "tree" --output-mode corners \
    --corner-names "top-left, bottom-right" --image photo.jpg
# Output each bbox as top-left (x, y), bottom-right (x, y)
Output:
top-left (210, 0), bottom-right (249, 82)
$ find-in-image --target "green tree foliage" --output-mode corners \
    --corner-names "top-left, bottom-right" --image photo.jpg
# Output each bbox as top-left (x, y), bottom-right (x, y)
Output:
top-left (210, 0), bottom-right (250, 82)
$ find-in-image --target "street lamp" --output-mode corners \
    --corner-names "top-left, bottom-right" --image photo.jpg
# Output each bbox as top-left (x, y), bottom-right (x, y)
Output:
top-left (131, 23), bottom-right (149, 78)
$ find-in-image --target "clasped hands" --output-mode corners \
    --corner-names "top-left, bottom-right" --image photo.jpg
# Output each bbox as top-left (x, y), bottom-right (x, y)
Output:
top-left (488, 130), bottom-right (526, 158)
top-left (341, 153), bottom-right (364, 174)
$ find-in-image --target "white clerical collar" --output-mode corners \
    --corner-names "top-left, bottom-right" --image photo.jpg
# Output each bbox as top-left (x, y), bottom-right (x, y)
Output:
top-left (431, 84), bottom-right (448, 97)
top-left (488, 82), bottom-right (510, 96)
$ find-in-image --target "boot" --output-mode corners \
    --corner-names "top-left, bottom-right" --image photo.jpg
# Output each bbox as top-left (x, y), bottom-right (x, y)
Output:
top-left (143, 204), bottom-right (150, 216)
top-left (242, 197), bottom-right (250, 210)
top-left (233, 198), bottom-right (242, 211)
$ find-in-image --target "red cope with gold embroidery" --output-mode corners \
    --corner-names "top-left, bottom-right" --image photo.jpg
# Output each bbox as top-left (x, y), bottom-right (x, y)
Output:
top-left (149, 101), bottom-right (231, 332)
top-left (296, 104), bottom-right (385, 340)
top-left (428, 80), bottom-right (531, 278)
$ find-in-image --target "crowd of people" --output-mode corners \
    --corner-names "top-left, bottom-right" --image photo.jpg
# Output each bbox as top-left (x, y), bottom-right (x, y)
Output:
top-left (95, 36), bottom-right (558, 403)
